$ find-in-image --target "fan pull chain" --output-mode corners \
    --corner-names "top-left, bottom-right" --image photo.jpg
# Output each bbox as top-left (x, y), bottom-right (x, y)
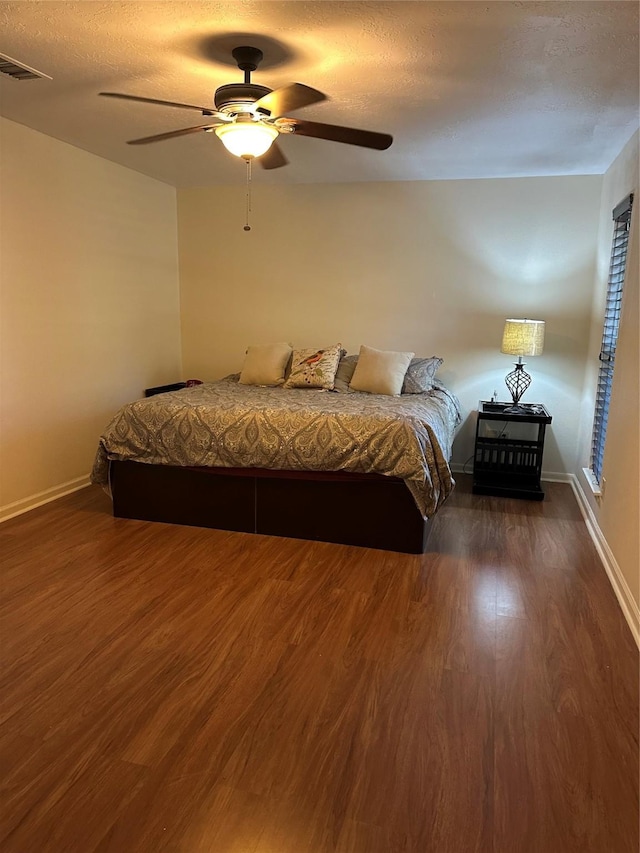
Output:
top-left (243, 157), bottom-right (252, 231)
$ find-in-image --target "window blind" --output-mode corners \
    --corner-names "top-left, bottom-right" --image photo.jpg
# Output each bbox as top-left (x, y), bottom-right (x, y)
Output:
top-left (590, 192), bottom-right (634, 484)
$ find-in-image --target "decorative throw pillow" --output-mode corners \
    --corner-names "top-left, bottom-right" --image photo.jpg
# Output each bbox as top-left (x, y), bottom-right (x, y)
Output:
top-left (349, 345), bottom-right (415, 396)
top-left (402, 356), bottom-right (444, 394)
top-left (332, 354), bottom-right (359, 392)
top-left (284, 343), bottom-right (344, 390)
top-left (239, 342), bottom-right (292, 386)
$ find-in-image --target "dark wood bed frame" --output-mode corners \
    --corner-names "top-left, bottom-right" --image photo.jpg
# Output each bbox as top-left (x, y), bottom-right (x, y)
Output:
top-left (110, 461), bottom-right (430, 553)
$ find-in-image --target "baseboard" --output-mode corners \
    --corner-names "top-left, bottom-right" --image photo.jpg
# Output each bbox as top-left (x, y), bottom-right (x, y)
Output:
top-left (450, 461), bottom-right (471, 476)
top-left (0, 475), bottom-right (90, 523)
top-left (541, 470), bottom-right (572, 483)
top-left (569, 474), bottom-right (640, 647)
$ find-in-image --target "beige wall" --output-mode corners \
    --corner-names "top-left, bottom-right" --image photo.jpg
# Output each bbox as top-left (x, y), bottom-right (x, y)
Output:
top-left (577, 130), bottom-right (639, 613)
top-left (0, 118), bottom-right (182, 513)
top-left (178, 175), bottom-right (602, 476)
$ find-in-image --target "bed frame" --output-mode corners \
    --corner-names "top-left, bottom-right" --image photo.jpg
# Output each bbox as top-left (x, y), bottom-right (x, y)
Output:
top-left (110, 461), bottom-right (430, 553)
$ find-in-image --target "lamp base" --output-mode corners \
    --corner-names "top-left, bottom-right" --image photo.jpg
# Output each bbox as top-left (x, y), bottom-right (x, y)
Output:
top-left (505, 361), bottom-right (531, 408)
top-left (502, 404), bottom-right (531, 414)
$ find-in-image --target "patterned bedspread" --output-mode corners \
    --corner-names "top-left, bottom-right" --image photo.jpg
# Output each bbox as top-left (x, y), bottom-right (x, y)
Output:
top-left (91, 376), bottom-right (461, 518)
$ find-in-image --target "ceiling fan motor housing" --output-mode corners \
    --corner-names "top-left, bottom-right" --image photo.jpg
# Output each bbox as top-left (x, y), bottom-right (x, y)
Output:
top-left (214, 83), bottom-right (272, 115)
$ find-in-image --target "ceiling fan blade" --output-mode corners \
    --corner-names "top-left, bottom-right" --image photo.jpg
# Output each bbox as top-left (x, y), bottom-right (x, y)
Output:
top-left (127, 124), bottom-right (222, 145)
top-left (100, 91), bottom-right (229, 120)
top-left (253, 83), bottom-right (327, 118)
top-left (259, 141), bottom-right (288, 170)
top-left (284, 118), bottom-right (393, 150)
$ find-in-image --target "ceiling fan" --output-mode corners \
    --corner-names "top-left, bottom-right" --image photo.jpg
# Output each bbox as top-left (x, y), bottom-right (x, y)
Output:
top-left (99, 46), bottom-right (393, 169)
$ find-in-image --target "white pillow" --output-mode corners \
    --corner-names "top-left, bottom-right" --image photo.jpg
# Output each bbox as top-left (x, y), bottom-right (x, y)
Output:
top-left (239, 342), bottom-right (292, 386)
top-left (349, 345), bottom-right (415, 396)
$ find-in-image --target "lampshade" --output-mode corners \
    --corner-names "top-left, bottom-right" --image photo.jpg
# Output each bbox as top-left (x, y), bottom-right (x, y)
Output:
top-left (215, 120), bottom-right (279, 159)
top-left (501, 319), bottom-right (545, 357)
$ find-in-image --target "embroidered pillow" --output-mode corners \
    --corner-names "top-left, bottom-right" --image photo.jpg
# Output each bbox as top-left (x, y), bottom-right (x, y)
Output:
top-left (349, 345), bottom-right (415, 396)
top-left (284, 343), bottom-right (344, 390)
top-left (402, 356), bottom-right (444, 394)
top-left (239, 342), bottom-right (292, 386)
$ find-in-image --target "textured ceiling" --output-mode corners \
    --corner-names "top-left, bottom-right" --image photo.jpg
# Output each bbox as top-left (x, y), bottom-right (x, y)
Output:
top-left (0, 1), bottom-right (638, 187)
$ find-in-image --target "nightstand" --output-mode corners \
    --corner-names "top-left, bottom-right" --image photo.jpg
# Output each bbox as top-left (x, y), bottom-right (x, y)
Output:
top-left (472, 401), bottom-right (552, 500)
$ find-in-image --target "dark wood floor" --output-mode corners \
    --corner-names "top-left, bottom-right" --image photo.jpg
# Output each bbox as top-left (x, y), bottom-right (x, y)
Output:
top-left (0, 476), bottom-right (637, 852)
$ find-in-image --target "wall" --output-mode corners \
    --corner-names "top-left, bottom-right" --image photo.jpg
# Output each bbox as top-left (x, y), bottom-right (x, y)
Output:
top-left (178, 175), bottom-right (602, 477)
top-left (0, 118), bottom-right (182, 515)
top-left (576, 130), bottom-right (639, 628)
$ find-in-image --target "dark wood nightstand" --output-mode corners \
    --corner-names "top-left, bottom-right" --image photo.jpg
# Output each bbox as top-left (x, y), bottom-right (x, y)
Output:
top-left (472, 401), bottom-right (552, 500)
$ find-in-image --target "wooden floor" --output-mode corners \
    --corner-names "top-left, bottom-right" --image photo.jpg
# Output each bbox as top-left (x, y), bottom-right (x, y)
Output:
top-left (0, 476), bottom-right (637, 852)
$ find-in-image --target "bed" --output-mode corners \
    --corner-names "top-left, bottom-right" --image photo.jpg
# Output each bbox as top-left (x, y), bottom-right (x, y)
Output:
top-left (91, 375), bottom-right (461, 553)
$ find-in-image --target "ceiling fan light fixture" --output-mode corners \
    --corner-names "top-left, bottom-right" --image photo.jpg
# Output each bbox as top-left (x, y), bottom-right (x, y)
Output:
top-left (215, 119), bottom-right (279, 159)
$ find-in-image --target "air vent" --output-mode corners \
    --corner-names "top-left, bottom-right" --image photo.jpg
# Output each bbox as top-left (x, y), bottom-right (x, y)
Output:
top-left (0, 52), bottom-right (51, 81)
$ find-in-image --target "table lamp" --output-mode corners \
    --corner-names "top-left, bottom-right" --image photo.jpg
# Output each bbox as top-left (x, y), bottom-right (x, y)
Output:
top-left (500, 319), bottom-right (545, 412)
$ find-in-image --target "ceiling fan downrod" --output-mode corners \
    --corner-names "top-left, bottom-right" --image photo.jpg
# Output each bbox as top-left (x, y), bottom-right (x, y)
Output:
top-left (231, 46), bottom-right (264, 85)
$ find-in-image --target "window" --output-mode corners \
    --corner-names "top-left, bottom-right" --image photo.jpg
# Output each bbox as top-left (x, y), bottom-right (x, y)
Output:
top-left (590, 192), bottom-right (634, 485)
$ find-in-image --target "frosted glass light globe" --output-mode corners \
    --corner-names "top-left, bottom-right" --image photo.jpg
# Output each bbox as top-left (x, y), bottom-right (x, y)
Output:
top-left (215, 121), bottom-right (279, 159)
